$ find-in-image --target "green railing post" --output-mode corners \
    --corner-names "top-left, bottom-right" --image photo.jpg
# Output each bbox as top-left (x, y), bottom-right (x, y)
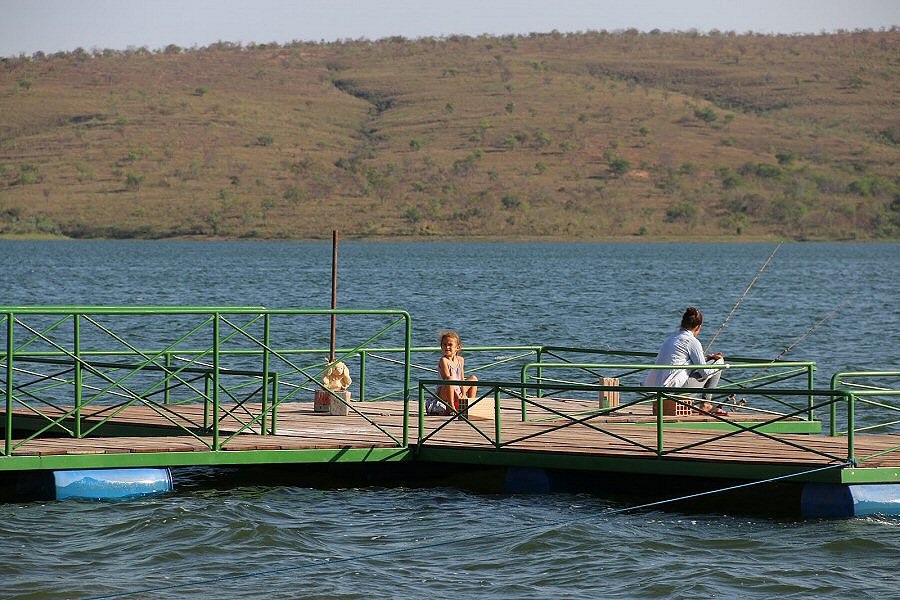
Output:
top-left (403, 313), bottom-right (411, 448)
top-left (212, 313), bottom-right (220, 451)
top-left (73, 314), bottom-right (82, 439)
top-left (520, 365), bottom-right (529, 422)
top-left (807, 364), bottom-right (816, 421)
top-left (656, 391), bottom-right (664, 455)
top-left (271, 373), bottom-right (279, 435)
top-left (535, 348), bottom-right (543, 398)
top-left (261, 313), bottom-right (270, 435)
top-left (5, 313), bottom-right (13, 457)
top-left (494, 388), bottom-right (501, 447)
top-left (203, 374), bottom-right (210, 432)
top-left (829, 375), bottom-right (838, 437)
top-left (359, 350), bottom-right (367, 403)
top-left (402, 367), bottom-right (409, 447)
top-left (164, 351), bottom-right (172, 405)
top-left (417, 383), bottom-right (425, 448)
top-left (847, 392), bottom-right (855, 463)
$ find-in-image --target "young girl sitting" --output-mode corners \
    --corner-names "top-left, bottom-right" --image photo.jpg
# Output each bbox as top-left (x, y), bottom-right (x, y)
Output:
top-left (426, 330), bottom-right (478, 416)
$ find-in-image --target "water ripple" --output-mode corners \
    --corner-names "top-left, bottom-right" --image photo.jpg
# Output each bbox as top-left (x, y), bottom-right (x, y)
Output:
top-left (0, 241), bottom-right (898, 598)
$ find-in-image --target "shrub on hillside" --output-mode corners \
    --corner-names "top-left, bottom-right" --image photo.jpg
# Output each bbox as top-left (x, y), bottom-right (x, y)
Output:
top-left (722, 173), bottom-right (744, 189)
top-left (609, 157), bottom-right (631, 176)
top-left (765, 196), bottom-right (807, 230)
top-left (665, 201), bottom-right (697, 224)
top-left (284, 185), bottom-right (308, 203)
top-left (498, 135), bottom-right (519, 150)
top-left (849, 175), bottom-right (898, 198)
top-left (878, 126), bottom-right (900, 146)
top-left (74, 163), bottom-right (95, 182)
top-left (694, 106), bottom-right (718, 123)
top-left (125, 172), bottom-right (145, 191)
top-left (739, 162), bottom-right (784, 179)
top-left (452, 150), bottom-right (483, 176)
top-left (533, 131), bottom-right (553, 148)
top-left (721, 192), bottom-right (765, 216)
top-left (501, 194), bottom-right (521, 209)
top-left (404, 206), bottom-right (422, 224)
top-left (775, 150), bottom-right (797, 165)
top-left (716, 166), bottom-right (744, 190)
top-left (16, 164), bottom-right (42, 185)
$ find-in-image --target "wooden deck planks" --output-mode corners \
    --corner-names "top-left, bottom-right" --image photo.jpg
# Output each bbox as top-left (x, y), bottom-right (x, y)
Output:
top-left (3, 402), bottom-right (899, 469)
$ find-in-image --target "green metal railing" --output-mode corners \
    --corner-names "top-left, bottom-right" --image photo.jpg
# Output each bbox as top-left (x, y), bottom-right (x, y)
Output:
top-left (1, 307), bottom-right (412, 456)
top-left (6, 307), bottom-right (895, 471)
top-left (416, 379), bottom-right (878, 465)
top-left (352, 345), bottom-right (541, 403)
top-left (520, 360), bottom-right (818, 421)
top-left (119, 345), bottom-right (540, 406)
top-left (253, 343), bottom-right (817, 425)
top-left (830, 371), bottom-right (900, 437)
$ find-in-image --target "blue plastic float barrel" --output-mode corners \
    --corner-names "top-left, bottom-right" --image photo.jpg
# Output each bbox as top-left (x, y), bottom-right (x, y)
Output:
top-left (801, 483), bottom-right (900, 518)
top-left (53, 468), bottom-right (173, 500)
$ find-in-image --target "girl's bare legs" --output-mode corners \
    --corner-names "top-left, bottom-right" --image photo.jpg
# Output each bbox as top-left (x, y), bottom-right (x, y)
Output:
top-left (437, 385), bottom-right (456, 413)
top-left (462, 375), bottom-right (478, 400)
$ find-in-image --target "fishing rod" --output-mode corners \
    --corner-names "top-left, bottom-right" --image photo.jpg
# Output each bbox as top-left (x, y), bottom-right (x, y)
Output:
top-left (706, 242), bottom-right (783, 353)
top-left (772, 292), bottom-right (859, 361)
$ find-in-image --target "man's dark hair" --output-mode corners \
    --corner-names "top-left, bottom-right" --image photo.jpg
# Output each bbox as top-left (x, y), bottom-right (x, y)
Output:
top-left (681, 306), bottom-right (703, 330)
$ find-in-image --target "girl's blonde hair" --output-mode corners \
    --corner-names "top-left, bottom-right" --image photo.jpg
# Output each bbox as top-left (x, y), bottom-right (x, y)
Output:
top-left (438, 329), bottom-right (461, 347)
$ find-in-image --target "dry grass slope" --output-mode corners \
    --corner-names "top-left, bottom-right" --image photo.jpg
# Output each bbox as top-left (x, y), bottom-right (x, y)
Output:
top-left (0, 30), bottom-right (898, 241)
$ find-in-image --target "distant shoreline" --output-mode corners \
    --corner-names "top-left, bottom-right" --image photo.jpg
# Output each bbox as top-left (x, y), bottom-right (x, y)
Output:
top-left (0, 233), bottom-right (890, 243)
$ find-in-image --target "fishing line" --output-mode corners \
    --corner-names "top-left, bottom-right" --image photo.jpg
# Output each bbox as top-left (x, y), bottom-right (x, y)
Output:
top-left (706, 242), bottom-right (782, 353)
top-left (86, 461), bottom-right (849, 600)
top-left (773, 292), bottom-right (860, 361)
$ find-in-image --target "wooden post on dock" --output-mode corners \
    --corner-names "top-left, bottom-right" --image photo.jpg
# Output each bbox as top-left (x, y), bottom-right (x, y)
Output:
top-left (330, 229), bottom-right (338, 363)
top-left (316, 231), bottom-right (340, 414)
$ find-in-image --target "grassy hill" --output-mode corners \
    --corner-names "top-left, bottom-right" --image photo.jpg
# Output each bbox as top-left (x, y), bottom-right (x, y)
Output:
top-left (1, 29), bottom-right (898, 241)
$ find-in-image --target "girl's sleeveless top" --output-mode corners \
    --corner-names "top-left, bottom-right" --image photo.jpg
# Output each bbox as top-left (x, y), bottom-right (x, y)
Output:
top-left (425, 358), bottom-right (463, 414)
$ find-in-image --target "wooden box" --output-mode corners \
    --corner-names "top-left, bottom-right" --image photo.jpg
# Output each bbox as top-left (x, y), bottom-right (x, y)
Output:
top-left (314, 389), bottom-right (352, 415)
top-left (598, 377), bottom-right (620, 409)
top-left (458, 397), bottom-right (495, 420)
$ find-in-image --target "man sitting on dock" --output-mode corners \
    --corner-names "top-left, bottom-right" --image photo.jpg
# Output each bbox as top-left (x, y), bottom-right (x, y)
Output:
top-left (645, 307), bottom-right (727, 415)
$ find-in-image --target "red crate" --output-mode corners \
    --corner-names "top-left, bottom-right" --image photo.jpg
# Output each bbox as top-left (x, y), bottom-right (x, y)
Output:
top-left (652, 397), bottom-right (695, 416)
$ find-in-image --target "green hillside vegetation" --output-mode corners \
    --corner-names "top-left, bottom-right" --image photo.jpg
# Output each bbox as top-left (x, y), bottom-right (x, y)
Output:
top-left (1, 29), bottom-right (898, 240)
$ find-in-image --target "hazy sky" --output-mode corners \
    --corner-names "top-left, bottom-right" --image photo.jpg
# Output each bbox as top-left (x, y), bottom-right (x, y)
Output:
top-left (2, 0), bottom-right (898, 57)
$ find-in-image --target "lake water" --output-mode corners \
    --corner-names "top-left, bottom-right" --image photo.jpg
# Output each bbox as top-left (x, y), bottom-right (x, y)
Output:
top-left (0, 240), bottom-right (898, 598)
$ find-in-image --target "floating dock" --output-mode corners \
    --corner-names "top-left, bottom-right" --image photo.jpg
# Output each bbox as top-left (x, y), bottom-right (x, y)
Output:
top-left (1, 307), bottom-right (897, 516)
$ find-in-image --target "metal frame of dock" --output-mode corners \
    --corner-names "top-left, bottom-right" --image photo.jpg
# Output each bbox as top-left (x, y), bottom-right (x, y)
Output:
top-left (1, 307), bottom-right (898, 493)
